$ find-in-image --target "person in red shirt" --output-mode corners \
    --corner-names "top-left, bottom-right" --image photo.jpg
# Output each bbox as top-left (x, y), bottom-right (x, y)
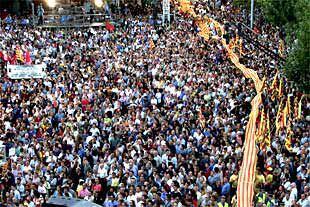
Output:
top-left (92, 178), bottom-right (102, 193)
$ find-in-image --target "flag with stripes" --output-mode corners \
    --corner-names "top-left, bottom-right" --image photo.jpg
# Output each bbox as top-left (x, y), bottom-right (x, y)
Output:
top-left (283, 96), bottom-right (290, 127)
top-left (270, 71), bottom-right (279, 100)
top-left (275, 99), bottom-right (283, 135)
top-left (256, 107), bottom-right (266, 144)
top-left (149, 39), bottom-right (155, 50)
top-left (198, 21), bottom-right (210, 40)
top-left (15, 47), bottom-right (24, 63)
top-left (298, 95), bottom-right (304, 119)
top-left (278, 78), bottom-right (283, 98)
top-left (265, 112), bottom-right (271, 148)
top-left (285, 120), bottom-right (293, 151)
top-left (237, 93), bottom-right (262, 207)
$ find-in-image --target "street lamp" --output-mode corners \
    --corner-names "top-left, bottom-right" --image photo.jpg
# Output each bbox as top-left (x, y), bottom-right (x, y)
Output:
top-left (94, 0), bottom-right (104, 8)
top-left (46, 0), bottom-right (57, 8)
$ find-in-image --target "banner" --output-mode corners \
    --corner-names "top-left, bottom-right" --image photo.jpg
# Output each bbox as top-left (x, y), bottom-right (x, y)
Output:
top-left (7, 64), bottom-right (47, 79)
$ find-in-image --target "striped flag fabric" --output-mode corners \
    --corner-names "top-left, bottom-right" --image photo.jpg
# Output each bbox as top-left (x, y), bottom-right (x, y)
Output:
top-left (270, 71), bottom-right (279, 100)
top-left (278, 78), bottom-right (283, 98)
top-left (172, 3), bottom-right (282, 207)
top-left (285, 120), bottom-right (293, 151)
top-left (298, 95), bottom-right (304, 119)
top-left (283, 96), bottom-right (290, 127)
top-left (198, 21), bottom-right (210, 40)
top-left (15, 47), bottom-right (24, 63)
top-left (271, 71), bottom-right (278, 90)
top-left (149, 39), bottom-right (155, 50)
top-left (237, 93), bottom-right (262, 207)
top-left (275, 99), bottom-right (283, 135)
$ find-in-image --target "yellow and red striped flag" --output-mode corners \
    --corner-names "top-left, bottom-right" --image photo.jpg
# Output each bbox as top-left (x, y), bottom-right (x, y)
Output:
top-left (298, 95), bottom-right (304, 120)
top-left (256, 107), bottom-right (265, 144)
top-left (270, 71), bottom-right (279, 101)
top-left (149, 39), bottom-right (155, 50)
top-left (198, 109), bottom-right (205, 128)
top-left (271, 70), bottom-right (278, 90)
top-left (15, 47), bottom-right (24, 63)
top-left (275, 99), bottom-right (283, 135)
top-left (237, 94), bottom-right (262, 207)
top-left (278, 78), bottom-right (283, 98)
top-left (283, 96), bottom-right (290, 127)
top-left (198, 21), bottom-right (210, 40)
top-left (285, 120), bottom-right (293, 151)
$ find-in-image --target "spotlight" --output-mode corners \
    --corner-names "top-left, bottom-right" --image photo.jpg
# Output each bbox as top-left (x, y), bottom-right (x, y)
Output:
top-left (94, 0), bottom-right (104, 8)
top-left (46, 0), bottom-right (57, 8)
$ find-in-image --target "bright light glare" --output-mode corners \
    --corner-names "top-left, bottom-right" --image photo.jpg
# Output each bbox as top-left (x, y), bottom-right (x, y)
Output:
top-left (46, 0), bottom-right (57, 8)
top-left (94, 0), bottom-right (104, 8)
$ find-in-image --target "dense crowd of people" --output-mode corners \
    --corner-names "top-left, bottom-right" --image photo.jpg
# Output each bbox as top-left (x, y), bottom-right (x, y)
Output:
top-left (0, 0), bottom-right (309, 207)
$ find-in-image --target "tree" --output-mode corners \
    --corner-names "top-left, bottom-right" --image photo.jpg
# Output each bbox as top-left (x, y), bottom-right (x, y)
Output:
top-left (259, 0), bottom-right (296, 26)
top-left (284, 0), bottom-right (310, 93)
top-left (258, 0), bottom-right (310, 93)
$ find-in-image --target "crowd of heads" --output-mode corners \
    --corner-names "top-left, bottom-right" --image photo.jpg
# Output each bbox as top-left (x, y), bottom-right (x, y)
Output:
top-left (0, 0), bottom-right (309, 207)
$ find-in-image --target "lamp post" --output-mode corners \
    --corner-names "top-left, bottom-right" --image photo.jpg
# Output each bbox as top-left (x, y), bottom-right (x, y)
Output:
top-left (250, 0), bottom-right (254, 29)
top-left (31, 2), bottom-right (35, 26)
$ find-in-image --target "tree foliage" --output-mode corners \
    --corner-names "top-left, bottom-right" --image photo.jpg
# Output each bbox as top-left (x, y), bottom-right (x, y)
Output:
top-left (258, 0), bottom-right (310, 93)
top-left (232, 0), bottom-right (309, 92)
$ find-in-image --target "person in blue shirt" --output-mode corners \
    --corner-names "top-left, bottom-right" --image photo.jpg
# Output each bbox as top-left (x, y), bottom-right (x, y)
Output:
top-left (103, 195), bottom-right (118, 207)
top-left (221, 177), bottom-right (231, 196)
top-left (37, 3), bottom-right (44, 25)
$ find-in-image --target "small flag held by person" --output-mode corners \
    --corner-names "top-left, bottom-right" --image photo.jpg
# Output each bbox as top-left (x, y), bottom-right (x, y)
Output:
top-left (149, 39), bottom-right (155, 50)
top-left (15, 46), bottom-right (24, 63)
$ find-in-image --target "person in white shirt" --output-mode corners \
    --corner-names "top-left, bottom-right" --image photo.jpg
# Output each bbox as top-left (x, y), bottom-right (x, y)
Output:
top-left (297, 194), bottom-right (310, 207)
top-left (282, 194), bottom-right (292, 207)
top-left (126, 190), bottom-right (137, 206)
top-left (289, 183), bottom-right (298, 203)
top-left (37, 182), bottom-right (47, 195)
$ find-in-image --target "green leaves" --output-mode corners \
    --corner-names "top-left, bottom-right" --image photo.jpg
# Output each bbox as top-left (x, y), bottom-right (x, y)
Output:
top-left (255, 0), bottom-right (310, 93)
